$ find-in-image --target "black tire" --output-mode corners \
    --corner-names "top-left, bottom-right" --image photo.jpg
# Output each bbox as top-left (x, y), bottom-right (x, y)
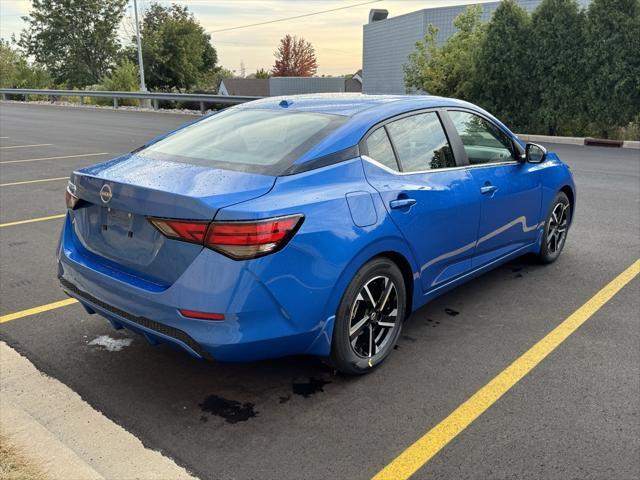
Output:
top-left (329, 257), bottom-right (406, 375)
top-left (539, 191), bottom-right (571, 264)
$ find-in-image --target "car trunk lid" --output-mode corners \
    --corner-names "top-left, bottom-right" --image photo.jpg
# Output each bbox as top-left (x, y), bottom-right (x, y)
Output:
top-left (69, 153), bottom-right (275, 286)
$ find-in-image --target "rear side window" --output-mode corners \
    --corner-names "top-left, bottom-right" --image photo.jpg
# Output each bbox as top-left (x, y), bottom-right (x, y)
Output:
top-left (364, 127), bottom-right (399, 171)
top-left (139, 108), bottom-right (347, 175)
top-left (385, 112), bottom-right (455, 172)
top-left (448, 110), bottom-right (515, 165)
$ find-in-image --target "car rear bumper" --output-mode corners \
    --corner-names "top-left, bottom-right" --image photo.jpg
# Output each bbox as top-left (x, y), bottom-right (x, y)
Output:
top-left (57, 214), bottom-right (330, 362)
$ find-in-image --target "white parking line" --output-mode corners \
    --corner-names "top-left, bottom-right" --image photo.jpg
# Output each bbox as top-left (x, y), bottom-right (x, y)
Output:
top-left (0, 143), bottom-right (53, 150)
top-left (0, 152), bottom-right (109, 165)
top-left (0, 177), bottom-right (68, 187)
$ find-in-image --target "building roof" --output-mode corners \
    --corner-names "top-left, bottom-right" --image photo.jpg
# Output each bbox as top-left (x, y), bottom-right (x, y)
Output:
top-left (219, 74), bottom-right (363, 97)
top-left (219, 78), bottom-right (269, 97)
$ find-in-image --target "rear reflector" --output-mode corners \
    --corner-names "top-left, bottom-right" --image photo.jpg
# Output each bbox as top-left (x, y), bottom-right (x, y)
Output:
top-left (179, 309), bottom-right (225, 321)
top-left (148, 214), bottom-right (304, 260)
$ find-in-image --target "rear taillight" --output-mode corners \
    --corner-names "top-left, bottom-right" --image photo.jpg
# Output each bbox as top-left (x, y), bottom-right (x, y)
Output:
top-left (148, 219), bottom-right (209, 244)
top-left (149, 214), bottom-right (304, 260)
top-left (65, 181), bottom-right (79, 209)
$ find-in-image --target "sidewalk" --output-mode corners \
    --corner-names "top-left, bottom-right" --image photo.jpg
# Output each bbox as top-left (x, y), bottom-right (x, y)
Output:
top-left (0, 342), bottom-right (197, 480)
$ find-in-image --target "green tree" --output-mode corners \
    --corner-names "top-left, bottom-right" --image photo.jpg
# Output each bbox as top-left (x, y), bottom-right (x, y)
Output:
top-left (404, 5), bottom-right (485, 99)
top-left (475, 0), bottom-right (533, 131)
top-left (102, 59), bottom-right (139, 92)
top-left (584, 0), bottom-right (640, 137)
top-left (530, 0), bottom-right (586, 135)
top-left (254, 68), bottom-right (271, 79)
top-left (0, 40), bottom-right (50, 89)
top-left (136, 3), bottom-right (218, 91)
top-left (198, 66), bottom-right (235, 94)
top-left (0, 40), bottom-right (19, 87)
top-left (92, 59), bottom-right (140, 106)
top-left (18, 0), bottom-right (127, 87)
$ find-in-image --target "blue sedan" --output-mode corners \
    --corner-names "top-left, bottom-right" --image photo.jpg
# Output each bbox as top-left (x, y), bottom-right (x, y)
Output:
top-left (58, 94), bottom-right (575, 374)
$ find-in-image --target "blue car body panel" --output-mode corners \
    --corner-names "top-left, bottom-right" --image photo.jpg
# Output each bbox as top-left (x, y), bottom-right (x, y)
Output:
top-left (57, 94), bottom-right (575, 363)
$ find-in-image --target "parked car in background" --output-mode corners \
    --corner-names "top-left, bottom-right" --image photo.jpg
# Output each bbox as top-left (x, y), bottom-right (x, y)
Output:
top-left (58, 94), bottom-right (575, 374)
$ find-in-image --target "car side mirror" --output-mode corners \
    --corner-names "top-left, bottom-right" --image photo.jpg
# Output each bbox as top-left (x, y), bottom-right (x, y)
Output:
top-left (525, 143), bottom-right (547, 163)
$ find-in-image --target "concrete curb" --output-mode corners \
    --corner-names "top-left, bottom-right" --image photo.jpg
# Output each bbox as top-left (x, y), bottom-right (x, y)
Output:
top-left (518, 133), bottom-right (640, 149)
top-left (0, 341), bottom-right (198, 480)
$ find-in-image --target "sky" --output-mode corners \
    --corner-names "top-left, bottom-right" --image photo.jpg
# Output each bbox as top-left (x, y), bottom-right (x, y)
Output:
top-left (0, 0), bottom-right (492, 76)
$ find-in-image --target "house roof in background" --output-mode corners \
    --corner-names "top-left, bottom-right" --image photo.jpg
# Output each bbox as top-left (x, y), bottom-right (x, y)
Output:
top-left (220, 78), bottom-right (269, 96)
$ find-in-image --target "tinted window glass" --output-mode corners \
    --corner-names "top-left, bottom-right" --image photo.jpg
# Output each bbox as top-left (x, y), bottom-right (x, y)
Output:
top-left (365, 127), bottom-right (398, 171)
top-left (385, 113), bottom-right (455, 172)
top-left (140, 108), bottom-right (347, 175)
top-left (448, 111), bottom-right (514, 165)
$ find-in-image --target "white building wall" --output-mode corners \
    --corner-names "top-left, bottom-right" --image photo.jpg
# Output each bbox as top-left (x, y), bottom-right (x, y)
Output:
top-left (362, 0), bottom-right (591, 95)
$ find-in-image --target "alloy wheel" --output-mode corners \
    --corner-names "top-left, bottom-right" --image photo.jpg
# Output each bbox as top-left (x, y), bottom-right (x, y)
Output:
top-left (547, 202), bottom-right (569, 254)
top-left (348, 275), bottom-right (399, 358)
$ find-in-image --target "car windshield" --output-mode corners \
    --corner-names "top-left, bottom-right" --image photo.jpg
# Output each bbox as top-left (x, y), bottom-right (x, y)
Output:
top-left (138, 108), bottom-right (347, 175)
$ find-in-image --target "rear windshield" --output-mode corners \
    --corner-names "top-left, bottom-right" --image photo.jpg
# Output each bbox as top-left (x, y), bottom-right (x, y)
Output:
top-left (138, 108), bottom-right (347, 175)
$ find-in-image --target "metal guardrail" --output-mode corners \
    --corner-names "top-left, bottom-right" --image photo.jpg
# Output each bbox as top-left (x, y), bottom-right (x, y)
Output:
top-left (0, 88), bottom-right (261, 113)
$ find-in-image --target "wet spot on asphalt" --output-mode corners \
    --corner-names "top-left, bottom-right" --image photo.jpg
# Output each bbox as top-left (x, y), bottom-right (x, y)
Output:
top-left (8, 279), bottom-right (32, 289)
top-left (7, 241), bottom-right (28, 247)
top-left (444, 308), bottom-right (460, 316)
top-left (292, 377), bottom-right (331, 398)
top-left (401, 335), bottom-right (417, 342)
top-left (199, 395), bottom-right (257, 424)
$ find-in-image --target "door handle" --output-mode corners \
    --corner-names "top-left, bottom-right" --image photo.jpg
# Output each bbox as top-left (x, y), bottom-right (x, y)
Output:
top-left (480, 185), bottom-right (498, 195)
top-left (389, 198), bottom-right (417, 209)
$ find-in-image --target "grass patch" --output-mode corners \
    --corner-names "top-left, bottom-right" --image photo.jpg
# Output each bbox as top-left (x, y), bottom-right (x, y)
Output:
top-left (0, 435), bottom-right (47, 480)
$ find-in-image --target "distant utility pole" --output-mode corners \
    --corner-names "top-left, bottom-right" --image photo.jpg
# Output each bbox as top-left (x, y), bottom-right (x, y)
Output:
top-left (133, 0), bottom-right (146, 92)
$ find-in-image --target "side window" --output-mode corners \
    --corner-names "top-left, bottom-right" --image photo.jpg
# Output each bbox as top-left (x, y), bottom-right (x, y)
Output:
top-left (365, 127), bottom-right (398, 171)
top-left (385, 112), bottom-right (455, 172)
top-left (364, 127), bottom-right (399, 171)
top-left (448, 111), bottom-right (515, 165)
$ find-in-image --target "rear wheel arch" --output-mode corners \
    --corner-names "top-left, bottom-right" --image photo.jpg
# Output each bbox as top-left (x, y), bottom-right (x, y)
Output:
top-left (322, 240), bottom-right (418, 324)
top-left (373, 251), bottom-right (414, 318)
top-left (559, 185), bottom-right (575, 224)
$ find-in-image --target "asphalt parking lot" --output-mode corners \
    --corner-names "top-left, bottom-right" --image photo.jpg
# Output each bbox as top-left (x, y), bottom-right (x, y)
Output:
top-left (1, 102), bottom-right (639, 480)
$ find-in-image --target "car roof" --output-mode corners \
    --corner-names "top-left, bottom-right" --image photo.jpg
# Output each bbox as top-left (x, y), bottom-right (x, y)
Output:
top-left (232, 93), bottom-right (518, 172)
top-left (237, 92), bottom-right (473, 117)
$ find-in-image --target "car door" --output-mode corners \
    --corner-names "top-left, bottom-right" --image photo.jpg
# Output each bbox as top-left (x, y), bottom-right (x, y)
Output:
top-left (445, 110), bottom-right (542, 268)
top-left (361, 110), bottom-right (482, 292)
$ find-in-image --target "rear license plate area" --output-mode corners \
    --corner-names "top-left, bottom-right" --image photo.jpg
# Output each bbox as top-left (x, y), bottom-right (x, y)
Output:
top-left (104, 207), bottom-right (135, 237)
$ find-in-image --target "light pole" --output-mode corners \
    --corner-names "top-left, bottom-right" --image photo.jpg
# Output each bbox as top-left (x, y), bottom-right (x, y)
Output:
top-left (133, 0), bottom-right (149, 105)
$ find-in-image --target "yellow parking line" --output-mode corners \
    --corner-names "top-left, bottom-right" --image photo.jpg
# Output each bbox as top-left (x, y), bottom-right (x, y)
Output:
top-left (0, 177), bottom-right (68, 187)
top-left (0, 298), bottom-right (79, 324)
top-left (372, 258), bottom-right (640, 480)
top-left (0, 152), bottom-right (109, 165)
top-left (0, 214), bottom-right (66, 228)
top-left (0, 143), bottom-right (52, 150)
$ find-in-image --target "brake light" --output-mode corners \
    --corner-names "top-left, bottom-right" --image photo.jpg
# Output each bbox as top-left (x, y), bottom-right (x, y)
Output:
top-left (148, 219), bottom-right (209, 244)
top-left (65, 181), bottom-right (79, 209)
top-left (148, 214), bottom-right (304, 260)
